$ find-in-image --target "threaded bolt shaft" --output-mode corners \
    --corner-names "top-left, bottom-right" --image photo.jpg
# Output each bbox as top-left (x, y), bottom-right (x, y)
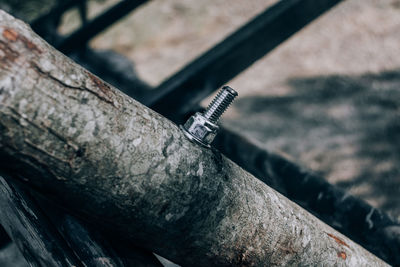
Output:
top-left (203, 86), bottom-right (238, 123)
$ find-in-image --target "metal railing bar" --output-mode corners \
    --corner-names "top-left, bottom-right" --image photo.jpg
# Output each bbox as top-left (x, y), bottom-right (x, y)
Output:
top-left (146, 0), bottom-right (343, 123)
top-left (57, 0), bottom-right (149, 54)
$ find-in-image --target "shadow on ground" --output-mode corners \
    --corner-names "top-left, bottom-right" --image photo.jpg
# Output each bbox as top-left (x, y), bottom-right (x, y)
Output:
top-left (226, 69), bottom-right (400, 220)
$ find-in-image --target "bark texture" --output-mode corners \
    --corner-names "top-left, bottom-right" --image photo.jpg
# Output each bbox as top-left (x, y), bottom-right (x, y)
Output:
top-left (0, 10), bottom-right (388, 266)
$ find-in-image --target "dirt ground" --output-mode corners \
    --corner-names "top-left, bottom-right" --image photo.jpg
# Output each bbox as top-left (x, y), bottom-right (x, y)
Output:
top-left (87, 0), bottom-right (400, 221)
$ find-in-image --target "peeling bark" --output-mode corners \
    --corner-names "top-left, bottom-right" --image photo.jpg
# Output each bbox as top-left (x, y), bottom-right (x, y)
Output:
top-left (0, 10), bottom-right (388, 266)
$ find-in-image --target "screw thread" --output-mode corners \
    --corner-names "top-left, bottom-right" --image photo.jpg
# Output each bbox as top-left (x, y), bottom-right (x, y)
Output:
top-left (204, 86), bottom-right (238, 123)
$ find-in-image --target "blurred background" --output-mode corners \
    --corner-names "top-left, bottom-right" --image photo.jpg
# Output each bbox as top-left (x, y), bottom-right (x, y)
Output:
top-left (0, 0), bottom-right (399, 265)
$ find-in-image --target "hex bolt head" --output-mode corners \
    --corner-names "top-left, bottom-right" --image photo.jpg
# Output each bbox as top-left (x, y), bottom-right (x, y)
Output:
top-left (180, 86), bottom-right (238, 147)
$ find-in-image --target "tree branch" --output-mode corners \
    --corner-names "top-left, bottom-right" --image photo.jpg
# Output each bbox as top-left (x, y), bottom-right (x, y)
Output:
top-left (0, 10), bottom-right (387, 266)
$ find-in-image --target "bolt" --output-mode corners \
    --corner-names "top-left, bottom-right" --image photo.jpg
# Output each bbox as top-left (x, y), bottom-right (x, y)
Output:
top-left (204, 86), bottom-right (238, 123)
top-left (180, 86), bottom-right (238, 147)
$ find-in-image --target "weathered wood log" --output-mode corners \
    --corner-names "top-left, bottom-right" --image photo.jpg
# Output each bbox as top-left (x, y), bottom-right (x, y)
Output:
top-left (53, 214), bottom-right (162, 267)
top-left (0, 225), bottom-right (10, 249)
top-left (106, 239), bottom-right (165, 267)
top-left (0, 10), bottom-right (388, 266)
top-left (0, 176), bottom-right (81, 266)
top-left (43, 205), bottom-right (164, 267)
top-left (53, 215), bottom-right (125, 267)
top-left (0, 175), bottom-right (162, 267)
